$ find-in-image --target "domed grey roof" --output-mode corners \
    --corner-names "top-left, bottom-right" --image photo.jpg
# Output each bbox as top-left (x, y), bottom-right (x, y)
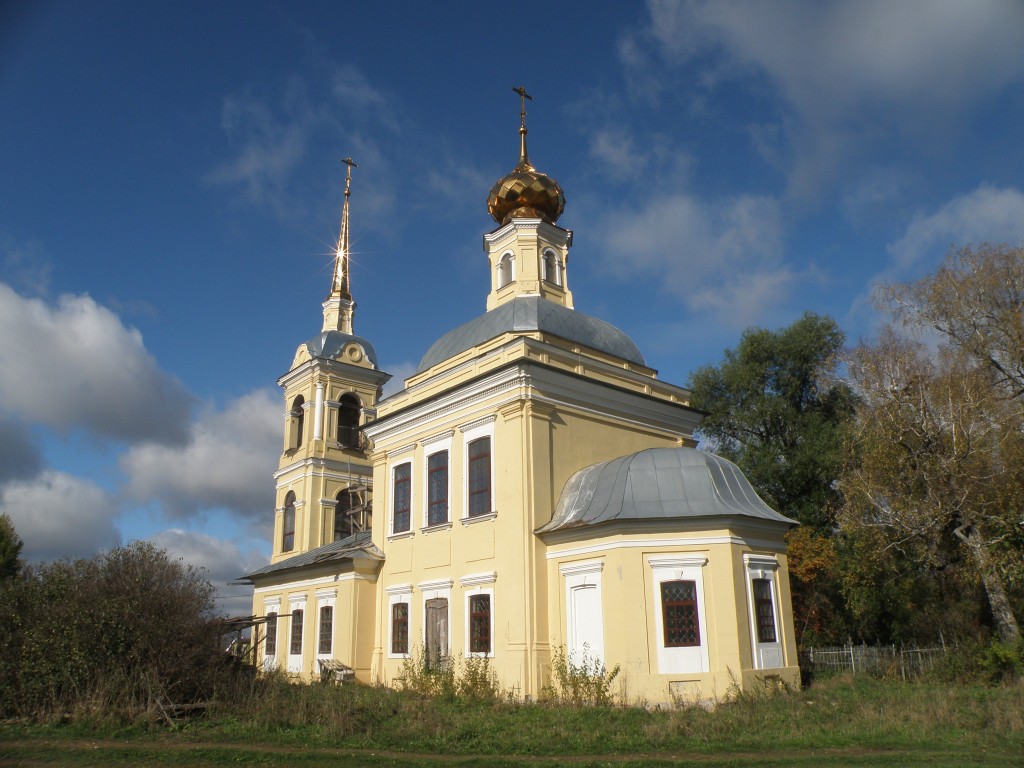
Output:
top-left (300, 330), bottom-right (379, 367)
top-left (538, 447), bottom-right (795, 533)
top-left (416, 296), bottom-right (645, 373)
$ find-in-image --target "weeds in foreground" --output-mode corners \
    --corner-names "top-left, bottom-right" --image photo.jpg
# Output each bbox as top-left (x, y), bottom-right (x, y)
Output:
top-left (396, 646), bottom-right (505, 701)
top-left (544, 645), bottom-right (620, 706)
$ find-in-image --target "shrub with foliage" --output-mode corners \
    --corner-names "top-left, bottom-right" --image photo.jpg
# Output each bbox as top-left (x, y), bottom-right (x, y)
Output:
top-left (0, 540), bottom-right (240, 719)
top-left (544, 645), bottom-right (620, 706)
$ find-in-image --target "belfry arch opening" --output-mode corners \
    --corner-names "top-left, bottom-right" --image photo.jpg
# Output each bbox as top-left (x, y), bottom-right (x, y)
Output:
top-left (338, 393), bottom-right (362, 449)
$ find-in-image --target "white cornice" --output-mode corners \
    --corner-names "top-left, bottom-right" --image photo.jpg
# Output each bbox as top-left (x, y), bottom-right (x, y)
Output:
top-left (559, 559), bottom-right (604, 576)
top-left (545, 535), bottom-right (784, 560)
top-left (459, 571), bottom-right (497, 587)
top-left (273, 456), bottom-right (374, 482)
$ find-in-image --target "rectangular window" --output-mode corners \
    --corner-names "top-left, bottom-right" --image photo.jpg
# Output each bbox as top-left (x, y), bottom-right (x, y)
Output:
top-left (290, 609), bottom-right (303, 655)
top-left (318, 605), bottom-right (333, 655)
top-left (393, 463), bottom-right (411, 533)
top-left (661, 580), bottom-right (700, 647)
top-left (467, 437), bottom-right (491, 517)
top-left (752, 578), bottom-right (777, 643)
top-left (427, 451), bottom-right (449, 526)
top-left (469, 594), bottom-right (491, 654)
top-left (264, 612), bottom-right (277, 656)
top-left (391, 602), bottom-right (409, 655)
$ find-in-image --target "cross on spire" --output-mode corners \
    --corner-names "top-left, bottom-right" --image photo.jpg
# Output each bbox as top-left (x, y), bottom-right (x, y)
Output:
top-left (331, 157), bottom-right (358, 303)
top-left (513, 85), bottom-right (533, 168)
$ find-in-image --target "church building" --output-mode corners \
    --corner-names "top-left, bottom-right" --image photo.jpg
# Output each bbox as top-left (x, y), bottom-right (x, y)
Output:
top-left (241, 92), bottom-right (800, 703)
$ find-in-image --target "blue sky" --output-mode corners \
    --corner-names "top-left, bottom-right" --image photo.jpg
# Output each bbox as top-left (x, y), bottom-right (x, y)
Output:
top-left (3, 0), bottom-right (1024, 615)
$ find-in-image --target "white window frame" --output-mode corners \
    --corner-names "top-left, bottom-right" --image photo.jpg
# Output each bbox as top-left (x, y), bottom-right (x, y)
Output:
top-left (744, 554), bottom-right (784, 670)
top-left (461, 571), bottom-right (497, 658)
top-left (386, 583), bottom-right (413, 659)
top-left (287, 595), bottom-right (306, 674)
top-left (421, 432), bottom-right (453, 530)
top-left (461, 417), bottom-right (496, 521)
top-left (649, 555), bottom-right (709, 675)
top-left (315, 589), bottom-right (337, 660)
top-left (262, 597), bottom-right (281, 671)
top-left (560, 559), bottom-right (605, 667)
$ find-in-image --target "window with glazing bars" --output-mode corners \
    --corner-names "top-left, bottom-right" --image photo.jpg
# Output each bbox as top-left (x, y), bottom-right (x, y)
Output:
top-left (393, 464), bottom-right (411, 533)
top-left (469, 594), bottom-right (491, 654)
top-left (264, 612), bottom-right (277, 656)
top-left (282, 492), bottom-right (296, 552)
top-left (290, 609), bottom-right (303, 655)
top-left (427, 451), bottom-right (448, 526)
top-left (391, 602), bottom-right (409, 654)
top-left (467, 437), bottom-right (491, 517)
top-left (752, 578), bottom-right (777, 643)
top-left (661, 580), bottom-right (700, 647)
top-left (318, 605), bottom-right (333, 655)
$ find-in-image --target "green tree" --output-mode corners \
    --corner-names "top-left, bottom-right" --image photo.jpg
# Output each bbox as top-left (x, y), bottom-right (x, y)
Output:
top-left (0, 514), bottom-right (23, 581)
top-left (688, 312), bottom-right (857, 530)
top-left (689, 313), bottom-right (858, 644)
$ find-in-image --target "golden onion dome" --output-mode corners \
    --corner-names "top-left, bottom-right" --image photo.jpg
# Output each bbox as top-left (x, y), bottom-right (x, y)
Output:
top-left (487, 87), bottom-right (566, 226)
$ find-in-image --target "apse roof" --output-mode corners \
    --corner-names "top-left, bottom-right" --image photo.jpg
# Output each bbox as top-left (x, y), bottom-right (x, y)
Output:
top-left (416, 296), bottom-right (645, 373)
top-left (300, 330), bottom-right (379, 367)
top-left (538, 447), bottom-right (796, 533)
top-left (238, 531), bottom-right (383, 582)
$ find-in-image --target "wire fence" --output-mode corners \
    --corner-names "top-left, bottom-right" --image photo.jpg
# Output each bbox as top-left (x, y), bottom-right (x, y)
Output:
top-left (800, 642), bottom-right (947, 680)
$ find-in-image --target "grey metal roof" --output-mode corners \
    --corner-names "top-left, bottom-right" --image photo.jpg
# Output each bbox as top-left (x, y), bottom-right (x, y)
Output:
top-left (238, 531), bottom-right (383, 582)
top-left (300, 330), bottom-right (379, 367)
top-left (538, 447), bottom-right (796, 533)
top-left (416, 296), bottom-right (646, 373)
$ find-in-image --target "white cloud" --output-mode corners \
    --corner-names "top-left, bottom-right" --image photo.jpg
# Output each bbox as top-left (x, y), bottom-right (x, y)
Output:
top-left (121, 389), bottom-right (280, 520)
top-left (0, 470), bottom-right (120, 562)
top-left (596, 192), bottom-right (793, 328)
top-left (625, 0), bottom-right (1024, 194)
top-left (149, 529), bottom-right (266, 617)
top-left (0, 283), bottom-right (194, 444)
top-left (886, 185), bottom-right (1024, 277)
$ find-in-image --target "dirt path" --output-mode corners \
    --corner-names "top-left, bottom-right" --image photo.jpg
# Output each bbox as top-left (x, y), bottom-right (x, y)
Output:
top-left (0, 738), bottom-right (1003, 767)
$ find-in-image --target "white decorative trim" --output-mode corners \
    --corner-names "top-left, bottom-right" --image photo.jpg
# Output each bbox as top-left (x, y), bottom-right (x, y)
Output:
top-left (422, 430), bottom-right (456, 447)
top-left (546, 536), bottom-right (782, 560)
top-left (420, 521), bottom-right (454, 534)
top-left (459, 571), bottom-right (497, 587)
top-left (458, 414), bottom-right (497, 433)
top-left (559, 559), bottom-right (604, 577)
top-left (253, 572), bottom-right (374, 594)
top-left (418, 577), bottom-right (455, 592)
top-left (388, 443), bottom-right (416, 459)
top-left (387, 530), bottom-right (415, 541)
top-left (315, 588), bottom-right (338, 599)
top-left (461, 511), bottom-right (497, 526)
top-left (648, 555), bottom-right (708, 570)
top-left (385, 583), bottom-right (413, 596)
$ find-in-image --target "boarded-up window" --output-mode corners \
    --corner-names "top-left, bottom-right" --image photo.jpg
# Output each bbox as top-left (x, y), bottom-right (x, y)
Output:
top-left (425, 598), bottom-right (448, 668)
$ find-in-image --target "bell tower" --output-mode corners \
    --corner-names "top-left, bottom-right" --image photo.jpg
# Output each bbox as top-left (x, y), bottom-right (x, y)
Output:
top-left (484, 87), bottom-right (574, 312)
top-left (271, 158), bottom-right (390, 564)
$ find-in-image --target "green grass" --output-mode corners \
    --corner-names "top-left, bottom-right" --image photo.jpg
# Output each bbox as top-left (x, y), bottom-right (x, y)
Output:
top-left (2, 675), bottom-right (1022, 767)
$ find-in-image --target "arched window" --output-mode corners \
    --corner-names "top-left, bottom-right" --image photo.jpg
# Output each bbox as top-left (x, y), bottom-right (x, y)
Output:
top-left (542, 249), bottom-right (562, 287)
top-left (282, 491), bottom-right (296, 552)
top-left (334, 487), bottom-right (358, 541)
top-left (497, 252), bottom-right (514, 288)
top-left (290, 396), bottom-right (305, 449)
top-left (337, 393), bottom-right (361, 449)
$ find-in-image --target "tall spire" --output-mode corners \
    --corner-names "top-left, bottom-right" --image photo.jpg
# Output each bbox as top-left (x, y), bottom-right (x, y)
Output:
top-left (323, 157), bottom-right (357, 335)
top-left (513, 85), bottom-right (532, 170)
